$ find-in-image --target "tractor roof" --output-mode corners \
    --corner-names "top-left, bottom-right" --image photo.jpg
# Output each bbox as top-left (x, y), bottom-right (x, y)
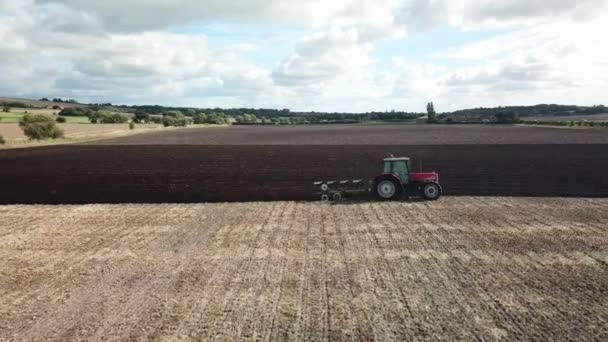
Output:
top-left (383, 157), bottom-right (410, 161)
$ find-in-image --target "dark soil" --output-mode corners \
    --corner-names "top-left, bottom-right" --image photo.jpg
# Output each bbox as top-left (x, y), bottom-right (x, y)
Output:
top-left (1, 144), bottom-right (607, 204)
top-left (89, 124), bottom-right (608, 145)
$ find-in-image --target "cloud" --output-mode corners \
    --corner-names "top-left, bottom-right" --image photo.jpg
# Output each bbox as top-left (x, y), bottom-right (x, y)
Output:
top-left (32, 0), bottom-right (379, 32)
top-left (0, 0), bottom-right (607, 111)
top-left (272, 28), bottom-right (374, 87)
top-left (272, 0), bottom-right (403, 89)
top-left (0, 4), bottom-right (275, 106)
top-left (397, 0), bottom-right (608, 30)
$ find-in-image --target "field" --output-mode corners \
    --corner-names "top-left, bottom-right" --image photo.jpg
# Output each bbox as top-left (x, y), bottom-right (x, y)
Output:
top-left (0, 109), bottom-right (89, 124)
top-left (0, 123), bottom-right (162, 145)
top-left (93, 123), bottom-right (608, 145)
top-left (0, 112), bottom-right (26, 124)
top-left (2, 124), bottom-right (607, 340)
top-left (526, 113), bottom-right (608, 122)
top-left (1, 197), bottom-right (607, 340)
top-left (1, 124), bottom-right (608, 204)
top-left (0, 97), bottom-right (84, 109)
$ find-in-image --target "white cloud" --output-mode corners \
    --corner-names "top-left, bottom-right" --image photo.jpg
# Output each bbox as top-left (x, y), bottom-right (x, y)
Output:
top-left (272, 27), bottom-right (374, 87)
top-left (33, 0), bottom-right (393, 32)
top-left (0, 5), bottom-right (275, 106)
top-left (0, 0), bottom-right (606, 111)
top-left (397, 0), bottom-right (608, 30)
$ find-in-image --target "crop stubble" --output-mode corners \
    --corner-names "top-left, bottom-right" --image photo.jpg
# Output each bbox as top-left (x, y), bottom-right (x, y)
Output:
top-left (1, 197), bottom-right (607, 340)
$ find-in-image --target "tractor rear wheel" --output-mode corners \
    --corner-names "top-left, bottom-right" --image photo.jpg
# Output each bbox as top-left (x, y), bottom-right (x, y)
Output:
top-left (376, 180), bottom-right (399, 200)
top-left (423, 183), bottom-right (441, 200)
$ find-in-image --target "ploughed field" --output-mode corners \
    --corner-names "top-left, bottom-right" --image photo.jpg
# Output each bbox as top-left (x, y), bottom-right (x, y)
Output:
top-left (1, 198), bottom-right (607, 340)
top-left (1, 124), bottom-right (608, 204)
top-left (90, 124), bottom-right (608, 145)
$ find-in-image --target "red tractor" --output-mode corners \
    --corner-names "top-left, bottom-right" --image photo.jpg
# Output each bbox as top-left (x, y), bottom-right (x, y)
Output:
top-left (315, 156), bottom-right (442, 201)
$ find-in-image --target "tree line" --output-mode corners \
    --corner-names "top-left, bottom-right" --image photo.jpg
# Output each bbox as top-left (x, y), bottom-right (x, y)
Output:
top-left (58, 104), bottom-right (424, 126)
top-left (7, 97), bottom-right (607, 127)
top-left (446, 104), bottom-right (607, 119)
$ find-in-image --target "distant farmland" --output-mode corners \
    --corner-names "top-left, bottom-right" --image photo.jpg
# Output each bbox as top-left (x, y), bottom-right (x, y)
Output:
top-left (0, 97), bottom-right (84, 109)
top-left (525, 113), bottom-right (608, 122)
top-left (0, 109), bottom-right (89, 124)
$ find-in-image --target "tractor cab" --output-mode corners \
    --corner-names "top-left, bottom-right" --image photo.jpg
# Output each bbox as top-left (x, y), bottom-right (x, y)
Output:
top-left (382, 157), bottom-right (411, 184)
top-left (375, 156), bottom-right (442, 200)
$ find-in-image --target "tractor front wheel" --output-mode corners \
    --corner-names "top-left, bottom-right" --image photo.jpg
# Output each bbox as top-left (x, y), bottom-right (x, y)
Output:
top-left (422, 183), bottom-right (441, 200)
top-left (376, 180), bottom-right (400, 200)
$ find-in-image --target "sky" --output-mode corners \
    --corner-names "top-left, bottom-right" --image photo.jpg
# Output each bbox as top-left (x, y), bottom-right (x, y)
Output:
top-left (0, 0), bottom-right (607, 112)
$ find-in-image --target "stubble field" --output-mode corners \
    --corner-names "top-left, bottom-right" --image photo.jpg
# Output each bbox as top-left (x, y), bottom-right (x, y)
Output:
top-left (0, 123), bottom-right (161, 143)
top-left (1, 197), bottom-right (607, 341)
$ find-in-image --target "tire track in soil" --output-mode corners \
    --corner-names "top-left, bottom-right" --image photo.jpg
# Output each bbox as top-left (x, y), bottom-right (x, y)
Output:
top-left (404, 199), bottom-right (531, 340)
top-left (16, 204), bottom-right (230, 341)
top-left (292, 202), bottom-right (331, 342)
top-left (370, 201), bottom-right (488, 340)
top-left (84, 204), bottom-right (212, 338)
top-left (135, 202), bottom-right (263, 340)
top-left (1, 198), bottom-right (607, 341)
top-left (207, 202), bottom-right (290, 340)
top-left (2, 205), bottom-right (137, 338)
top-left (352, 203), bottom-right (424, 340)
top-left (319, 204), bottom-right (331, 342)
top-left (427, 197), bottom-right (606, 340)
top-left (328, 203), bottom-right (374, 340)
top-left (14, 205), bottom-right (166, 339)
top-left (292, 203), bottom-right (314, 341)
top-left (415, 200), bottom-right (518, 338)
top-left (93, 203), bottom-right (240, 341)
top-left (460, 196), bottom-right (608, 338)
top-left (0, 204), bottom-right (163, 334)
top-left (412, 198), bottom-right (539, 340)
top-left (260, 202), bottom-right (298, 341)
top-left (166, 202), bottom-right (276, 340)
top-left (210, 203), bottom-right (282, 340)
top-left (322, 205), bottom-right (382, 341)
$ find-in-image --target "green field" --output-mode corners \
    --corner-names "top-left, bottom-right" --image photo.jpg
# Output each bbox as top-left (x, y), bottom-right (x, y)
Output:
top-left (0, 110), bottom-right (90, 124)
top-left (0, 112), bottom-right (24, 123)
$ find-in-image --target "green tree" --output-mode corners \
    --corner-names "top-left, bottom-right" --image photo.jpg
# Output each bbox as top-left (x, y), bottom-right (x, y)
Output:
top-left (181, 108), bottom-right (196, 117)
top-left (19, 114), bottom-right (64, 140)
top-left (242, 114), bottom-right (258, 123)
top-left (426, 102), bottom-right (437, 123)
top-left (496, 111), bottom-right (521, 124)
top-left (162, 112), bottom-right (190, 127)
top-left (134, 111), bottom-right (151, 123)
top-left (2, 105), bottom-right (9, 113)
top-left (192, 113), bottom-right (208, 124)
top-left (60, 107), bottom-right (93, 117)
top-left (0, 134), bottom-right (5, 145)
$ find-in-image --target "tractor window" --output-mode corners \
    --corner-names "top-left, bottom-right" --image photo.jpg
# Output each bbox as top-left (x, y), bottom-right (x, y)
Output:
top-left (393, 161), bottom-right (408, 175)
top-left (383, 162), bottom-right (391, 174)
